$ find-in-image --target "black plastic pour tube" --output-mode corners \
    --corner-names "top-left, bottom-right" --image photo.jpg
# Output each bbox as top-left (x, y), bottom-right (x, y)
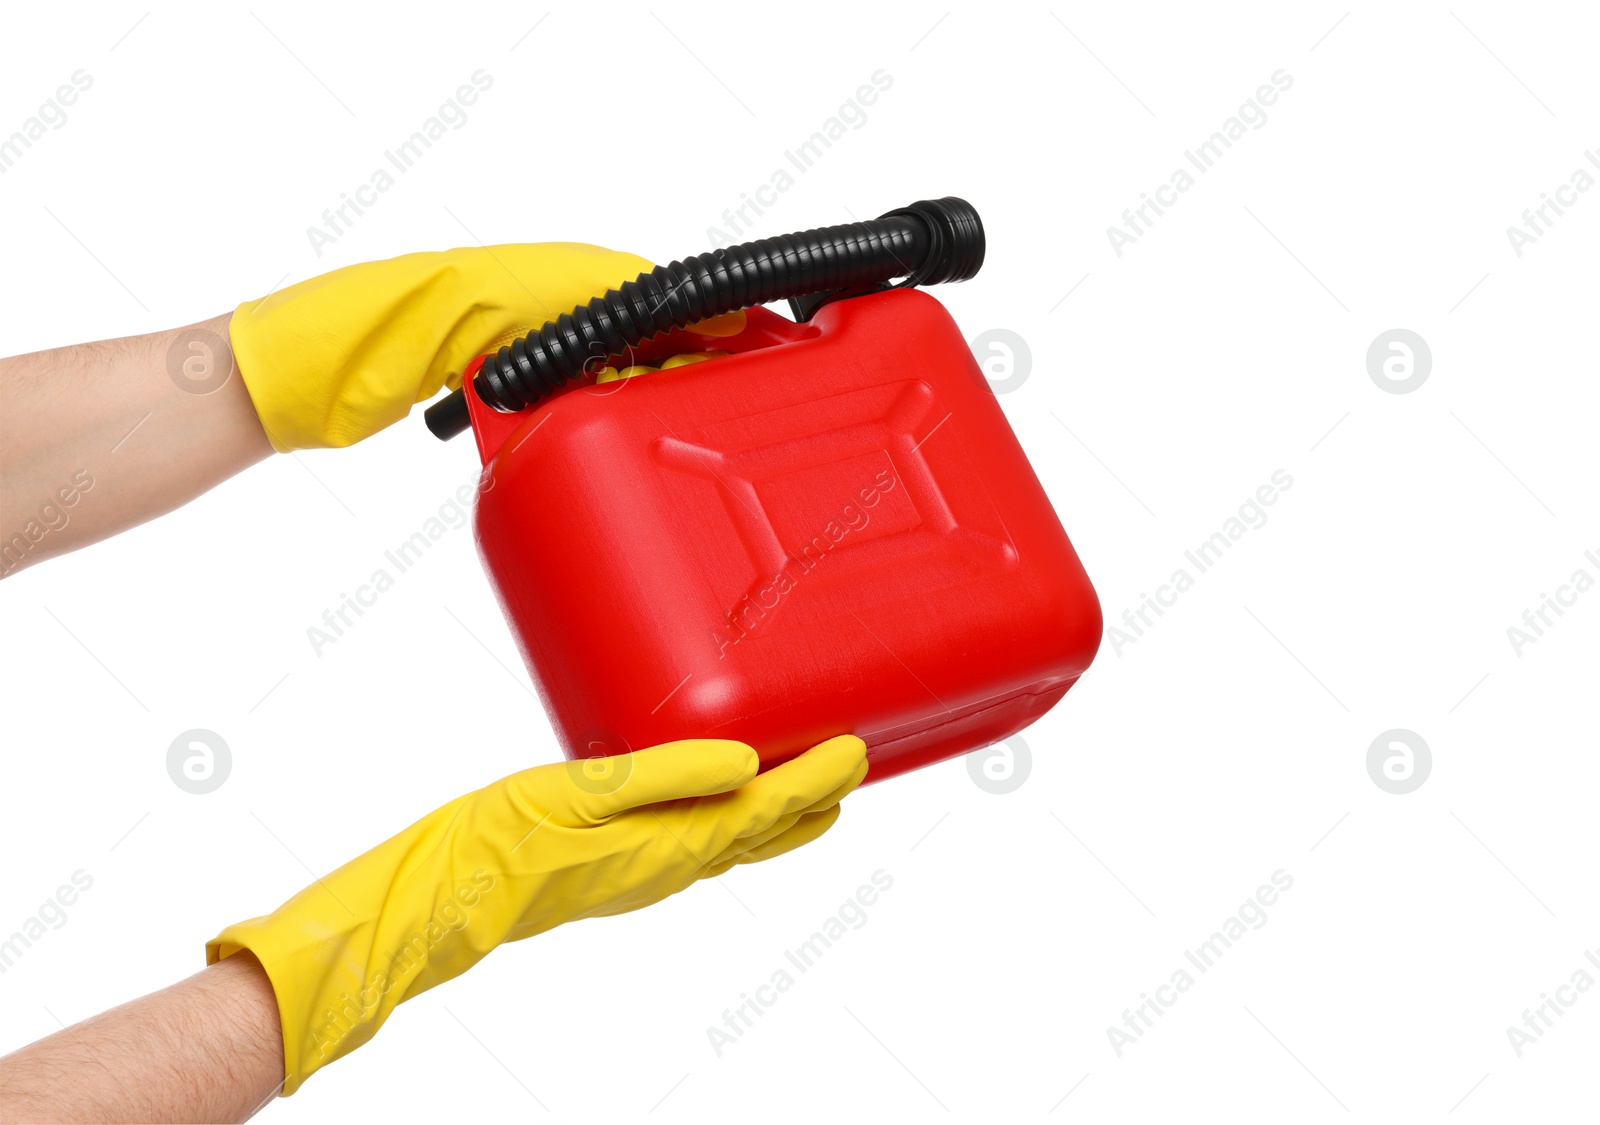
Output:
top-left (423, 196), bottom-right (984, 440)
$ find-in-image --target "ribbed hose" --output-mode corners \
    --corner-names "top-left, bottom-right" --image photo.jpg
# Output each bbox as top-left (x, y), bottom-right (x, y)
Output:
top-left (424, 196), bottom-right (983, 439)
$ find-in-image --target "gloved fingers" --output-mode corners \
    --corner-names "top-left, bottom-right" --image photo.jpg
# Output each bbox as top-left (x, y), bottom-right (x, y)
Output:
top-left (721, 736), bottom-right (866, 834)
top-left (706, 809), bottom-right (807, 869)
top-left (407, 244), bottom-right (660, 411)
top-left (704, 749), bottom-right (866, 867)
top-left (482, 242), bottom-right (652, 323)
top-left (477, 247), bottom-right (742, 343)
top-left (701, 806), bottom-right (843, 879)
top-left (789, 751), bottom-right (871, 818)
top-left (702, 743), bottom-right (868, 868)
top-left (738, 804), bottom-right (843, 865)
top-left (429, 245), bottom-right (655, 396)
top-left (550, 740), bottom-right (760, 823)
top-left (676, 735), bottom-right (866, 857)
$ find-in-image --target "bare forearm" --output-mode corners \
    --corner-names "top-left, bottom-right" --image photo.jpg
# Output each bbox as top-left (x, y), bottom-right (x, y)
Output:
top-left (0, 952), bottom-right (284, 1123)
top-left (0, 313), bottom-right (273, 578)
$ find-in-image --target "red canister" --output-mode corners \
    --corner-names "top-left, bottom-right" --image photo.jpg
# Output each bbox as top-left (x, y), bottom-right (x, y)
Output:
top-left (465, 288), bottom-right (1100, 782)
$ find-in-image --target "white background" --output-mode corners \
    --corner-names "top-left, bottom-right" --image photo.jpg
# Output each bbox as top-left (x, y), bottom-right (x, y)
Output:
top-left (2, 2), bottom-right (1597, 1121)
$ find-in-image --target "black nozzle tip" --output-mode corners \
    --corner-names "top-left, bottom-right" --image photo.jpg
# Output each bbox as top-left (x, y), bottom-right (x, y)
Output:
top-left (879, 196), bottom-right (985, 286)
top-left (425, 386), bottom-right (472, 441)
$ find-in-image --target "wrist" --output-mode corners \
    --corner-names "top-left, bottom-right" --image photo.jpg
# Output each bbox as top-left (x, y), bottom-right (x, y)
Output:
top-left (204, 951), bottom-right (286, 1099)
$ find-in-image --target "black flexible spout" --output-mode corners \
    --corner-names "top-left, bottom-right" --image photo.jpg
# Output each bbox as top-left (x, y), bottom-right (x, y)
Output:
top-left (423, 196), bottom-right (984, 440)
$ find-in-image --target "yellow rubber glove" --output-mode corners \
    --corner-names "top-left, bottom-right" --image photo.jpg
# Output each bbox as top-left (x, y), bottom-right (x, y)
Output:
top-left (229, 243), bottom-right (651, 451)
top-left (208, 735), bottom-right (867, 1094)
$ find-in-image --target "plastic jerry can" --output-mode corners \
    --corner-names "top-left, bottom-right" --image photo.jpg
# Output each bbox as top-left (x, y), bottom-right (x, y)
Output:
top-left (464, 287), bottom-right (1101, 783)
